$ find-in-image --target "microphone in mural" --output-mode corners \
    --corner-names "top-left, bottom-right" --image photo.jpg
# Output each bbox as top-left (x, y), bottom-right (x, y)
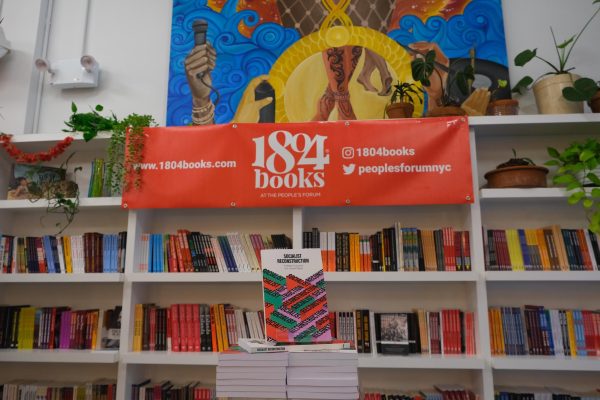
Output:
top-left (185, 19), bottom-right (216, 125)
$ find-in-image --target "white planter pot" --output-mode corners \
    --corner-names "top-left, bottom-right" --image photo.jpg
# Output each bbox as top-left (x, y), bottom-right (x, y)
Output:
top-left (533, 73), bottom-right (584, 114)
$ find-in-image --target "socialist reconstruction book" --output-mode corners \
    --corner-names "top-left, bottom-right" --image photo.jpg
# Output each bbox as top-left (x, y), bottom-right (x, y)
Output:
top-left (261, 249), bottom-right (332, 344)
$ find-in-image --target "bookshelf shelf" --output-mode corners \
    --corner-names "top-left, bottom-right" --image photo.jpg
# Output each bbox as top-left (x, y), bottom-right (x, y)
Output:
top-left (0, 273), bottom-right (123, 283)
top-left (324, 271), bottom-right (478, 282)
top-left (492, 356), bottom-right (600, 371)
top-left (486, 271), bottom-right (600, 282)
top-left (470, 114), bottom-right (600, 136)
top-left (0, 349), bottom-right (119, 363)
top-left (121, 352), bottom-right (218, 365)
top-left (0, 197), bottom-right (122, 210)
top-left (357, 354), bottom-right (485, 370)
top-left (126, 272), bottom-right (262, 283)
top-left (479, 188), bottom-right (570, 201)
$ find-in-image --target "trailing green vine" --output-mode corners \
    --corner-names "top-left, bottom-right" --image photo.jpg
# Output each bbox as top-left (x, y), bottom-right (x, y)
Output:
top-left (63, 103), bottom-right (155, 194)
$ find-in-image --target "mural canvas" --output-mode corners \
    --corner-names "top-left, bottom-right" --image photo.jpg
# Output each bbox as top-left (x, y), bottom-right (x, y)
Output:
top-left (167, 0), bottom-right (509, 125)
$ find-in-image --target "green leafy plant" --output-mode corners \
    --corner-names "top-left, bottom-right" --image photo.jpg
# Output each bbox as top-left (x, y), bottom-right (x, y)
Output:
top-left (546, 139), bottom-right (600, 233)
top-left (490, 79), bottom-right (509, 101)
top-left (411, 50), bottom-right (475, 107)
top-left (26, 153), bottom-right (81, 234)
top-left (563, 78), bottom-right (600, 102)
top-left (389, 81), bottom-right (424, 105)
top-left (497, 149), bottom-right (536, 169)
top-left (512, 0), bottom-right (600, 95)
top-left (64, 103), bottom-right (155, 193)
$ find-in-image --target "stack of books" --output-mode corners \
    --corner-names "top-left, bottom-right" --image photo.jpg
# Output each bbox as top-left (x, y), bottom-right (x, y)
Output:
top-left (495, 387), bottom-right (600, 400)
top-left (1, 381), bottom-right (117, 400)
top-left (286, 350), bottom-right (359, 399)
top-left (131, 380), bottom-right (214, 400)
top-left (363, 387), bottom-right (476, 400)
top-left (216, 350), bottom-right (288, 399)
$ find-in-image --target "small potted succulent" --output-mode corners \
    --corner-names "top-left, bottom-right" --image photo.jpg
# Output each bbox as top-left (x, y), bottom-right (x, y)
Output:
top-left (411, 50), bottom-right (473, 117)
top-left (511, 0), bottom-right (600, 114)
top-left (486, 80), bottom-right (519, 116)
top-left (385, 81), bottom-right (423, 118)
top-left (546, 139), bottom-right (600, 232)
top-left (563, 77), bottom-right (600, 113)
top-left (484, 150), bottom-right (549, 188)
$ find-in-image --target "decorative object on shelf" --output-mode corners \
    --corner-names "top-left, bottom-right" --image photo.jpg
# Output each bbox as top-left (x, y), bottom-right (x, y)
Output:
top-left (63, 103), bottom-right (155, 193)
top-left (546, 139), bottom-right (600, 233)
top-left (460, 87), bottom-right (491, 116)
top-left (486, 79), bottom-right (519, 116)
top-left (384, 81), bottom-right (423, 119)
top-left (484, 150), bottom-right (548, 188)
top-left (0, 133), bottom-right (74, 163)
top-left (411, 49), bottom-right (473, 117)
top-left (562, 77), bottom-right (600, 112)
top-left (511, 0), bottom-right (600, 114)
top-left (34, 55), bottom-right (100, 89)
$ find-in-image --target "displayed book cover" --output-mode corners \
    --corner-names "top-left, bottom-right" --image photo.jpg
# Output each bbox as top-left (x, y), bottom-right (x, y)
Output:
top-left (101, 306), bottom-right (122, 349)
top-left (261, 249), bottom-right (332, 344)
top-left (375, 313), bottom-right (409, 355)
top-left (7, 164), bottom-right (68, 200)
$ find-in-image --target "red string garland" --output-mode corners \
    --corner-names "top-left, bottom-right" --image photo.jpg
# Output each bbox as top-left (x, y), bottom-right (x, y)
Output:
top-left (0, 133), bottom-right (74, 163)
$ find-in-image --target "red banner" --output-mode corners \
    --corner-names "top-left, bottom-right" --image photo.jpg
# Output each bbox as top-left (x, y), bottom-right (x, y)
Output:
top-left (122, 118), bottom-right (473, 209)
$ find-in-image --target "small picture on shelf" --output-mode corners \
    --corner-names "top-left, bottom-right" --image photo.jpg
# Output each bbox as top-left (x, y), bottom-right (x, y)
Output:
top-left (7, 164), bottom-right (68, 200)
top-left (379, 313), bottom-right (409, 356)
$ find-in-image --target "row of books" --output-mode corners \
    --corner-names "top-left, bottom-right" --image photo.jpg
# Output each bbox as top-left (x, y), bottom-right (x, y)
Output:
top-left (330, 309), bottom-right (476, 356)
top-left (0, 381), bottom-right (116, 400)
top-left (364, 386), bottom-right (475, 400)
top-left (0, 233), bottom-right (127, 274)
top-left (131, 380), bottom-right (213, 400)
top-left (136, 231), bottom-right (291, 273)
top-left (489, 306), bottom-right (600, 357)
top-left (303, 226), bottom-right (471, 272)
top-left (484, 227), bottom-right (600, 271)
top-left (0, 305), bottom-right (121, 350)
top-left (495, 387), bottom-right (600, 400)
top-left (132, 303), bottom-right (264, 353)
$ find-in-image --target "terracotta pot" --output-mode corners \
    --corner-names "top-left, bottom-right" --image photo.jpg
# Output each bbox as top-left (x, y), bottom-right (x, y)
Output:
top-left (486, 99), bottom-right (519, 116)
top-left (484, 165), bottom-right (549, 188)
top-left (386, 102), bottom-right (414, 118)
top-left (589, 90), bottom-right (600, 113)
top-left (532, 73), bottom-right (583, 114)
top-left (426, 106), bottom-right (467, 117)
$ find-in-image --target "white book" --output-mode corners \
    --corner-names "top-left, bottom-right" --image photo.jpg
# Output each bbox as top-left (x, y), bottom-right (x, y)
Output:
top-left (288, 350), bottom-right (357, 360)
top-left (287, 384), bottom-right (358, 392)
top-left (56, 236), bottom-right (66, 274)
top-left (287, 366), bottom-right (358, 375)
top-left (248, 311), bottom-right (260, 339)
top-left (139, 233), bottom-right (149, 273)
top-left (12, 236), bottom-right (18, 273)
top-left (286, 390), bottom-right (358, 399)
top-left (215, 391), bottom-right (286, 399)
top-left (216, 384), bottom-right (286, 392)
top-left (287, 377), bottom-right (358, 386)
top-left (242, 233), bottom-right (260, 272)
top-left (217, 360), bottom-right (288, 367)
top-left (216, 366), bottom-right (284, 374)
top-left (217, 371), bottom-right (286, 380)
top-left (584, 231), bottom-right (598, 270)
top-left (287, 358), bottom-right (358, 367)
top-left (549, 309), bottom-right (564, 356)
top-left (234, 309), bottom-right (247, 340)
top-left (237, 338), bottom-right (286, 354)
top-left (285, 342), bottom-right (351, 352)
top-left (216, 379), bottom-right (285, 386)
top-left (210, 237), bottom-right (226, 273)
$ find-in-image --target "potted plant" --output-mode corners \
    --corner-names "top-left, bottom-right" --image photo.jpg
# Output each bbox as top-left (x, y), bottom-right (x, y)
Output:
top-left (546, 139), bottom-right (600, 232)
top-left (563, 77), bottom-right (600, 113)
top-left (385, 81), bottom-right (423, 118)
top-left (486, 80), bottom-right (519, 116)
top-left (511, 0), bottom-right (600, 114)
top-left (484, 150), bottom-right (549, 188)
top-left (411, 50), bottom-right (474, 117)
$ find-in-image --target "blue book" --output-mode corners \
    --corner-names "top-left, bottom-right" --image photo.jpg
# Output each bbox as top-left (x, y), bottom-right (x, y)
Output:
top-left (148, 234), bottom-right (155, 273)
top-left (218, 236), bottom-right (237, 272)
top-left (102, 235), bottom-right (108, 273)
top-left (542, 310), bottom-right (555, 355)
top-left (573, 310), bottom-right (587, 356)
top-left (513, 307), bottom-right (526, 355)
top-left (112, 234), bottom-right (117, 273)
top-left (517, 229), bottom-right (530, 270)
top-left (158, 234), bottom-right (164, 273)
top-left (42, 236), bottom-right (55, 273)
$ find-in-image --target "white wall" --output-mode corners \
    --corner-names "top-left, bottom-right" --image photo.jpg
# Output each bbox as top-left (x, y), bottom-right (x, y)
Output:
top-left (0, 0), bottom-right (599, 134)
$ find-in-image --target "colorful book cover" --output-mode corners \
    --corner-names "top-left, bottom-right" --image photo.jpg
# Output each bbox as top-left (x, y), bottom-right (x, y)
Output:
top-left (261, 249), bottom-right (331, 344)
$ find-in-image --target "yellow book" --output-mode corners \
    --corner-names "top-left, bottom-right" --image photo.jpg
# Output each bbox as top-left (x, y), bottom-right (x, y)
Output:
top-left (133, 304), bottom-right (143, 352)
top-left (218, 304), bottom-right (229, 351)
top-left (90, 310), bottom-right (99, 350)
top-left (536, 229), bottom-right (551, 271)
top-left (64, 236), bottom-right (73, 273)
top-left (349, 234), bottom-right (357, 272)
top-left (566, 310), bottom-right (577, 358)
top-left (505, 230), bottom-right (523, 271)
top-left (18, 307), bottom-right (35, 350)
top-left (495, 309), bottom-right (506, 355)
top-left (213, 305), bottom-right (223, 352)
top-left (525, 229), bottom-right (539, 270)
top-left (354, 234), bottom-right (361, 272)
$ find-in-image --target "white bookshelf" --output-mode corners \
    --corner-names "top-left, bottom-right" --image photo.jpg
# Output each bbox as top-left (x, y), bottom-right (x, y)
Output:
top-left (0, 349), bottom-right (119, 363)
top-left (1, 115), bottom-right (599, 400)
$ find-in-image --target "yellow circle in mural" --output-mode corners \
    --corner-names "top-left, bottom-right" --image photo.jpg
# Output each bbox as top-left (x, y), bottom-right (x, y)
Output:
top-left (269, 26), bottom-right (422, 122)
top-left (325, 26), bottom-right (351, 48)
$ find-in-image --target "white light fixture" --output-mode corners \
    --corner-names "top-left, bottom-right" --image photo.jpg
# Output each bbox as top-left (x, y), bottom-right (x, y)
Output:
top-left (35, 54), bottom-right (100, 89)
top-left (0, 26), bottom-right (11, 59)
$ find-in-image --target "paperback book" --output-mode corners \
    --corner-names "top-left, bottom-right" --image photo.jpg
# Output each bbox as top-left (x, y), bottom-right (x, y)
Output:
top-left (261, 249), bottom-right (332, 344)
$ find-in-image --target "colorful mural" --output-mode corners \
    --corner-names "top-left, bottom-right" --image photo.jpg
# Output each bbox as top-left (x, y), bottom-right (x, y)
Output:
top-left (167, 0), bottom-right (509, 126)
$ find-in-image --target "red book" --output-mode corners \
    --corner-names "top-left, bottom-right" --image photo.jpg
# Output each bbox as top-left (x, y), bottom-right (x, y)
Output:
top-left (35, 237), bottom-right (47, 273)
top-left (167, 235), bottom-right (176, 273)
top-left (577, 230), bottom-right (594, 271)
top-left (442, 228), bottom-right (455, 271)
top-left (177, 304), bottom-right (186, 351)
top-left (171, 305), bottom-right (180, 352)
top-left (593, 312), bottom-right (600, 356)
top-left (177, 230), bottom-right (193, 272)
top-left (582, 310), bottom-right (595, 356)
top-left (166, 307), bottom-right (172, 351)
top-left (192, 304), bottom-right (201, 352)
top-left (185, 304), bottom-right (193, 352)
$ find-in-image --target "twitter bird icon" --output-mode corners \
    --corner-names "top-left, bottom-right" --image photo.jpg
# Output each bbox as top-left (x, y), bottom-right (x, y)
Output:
top-left (343, 164), bottom-right (356, 175)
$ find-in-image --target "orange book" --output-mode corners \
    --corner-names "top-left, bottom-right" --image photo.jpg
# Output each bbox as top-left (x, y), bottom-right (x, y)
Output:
top-left (218, 304), bottom-right (230, 351)
top-left (577, 229), bottom-right (593, 271)
top-left (363, 236), bottom-right (372, 271)
top-left (488, 309), bottom-right (497, 355)
top-left (212, 305), bottom-right (223, 351)
top-left (327, 232), bottom-right (336, 272)
top-left (494, 309), bottom-right (505, 355)
top-left (348, 234), bottom-right (356, 272)
top-left (90, 310), bottom-right (99, 350)
top-left (353, 234), bottom-right (361, 272)
top-left (550, 225), bottom-right (569, 271)
top-left (536, 229), bottom-right (551, 270)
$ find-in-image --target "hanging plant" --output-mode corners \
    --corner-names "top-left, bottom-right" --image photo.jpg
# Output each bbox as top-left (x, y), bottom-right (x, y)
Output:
top-left (63, 103), bottom-right (155, 194)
